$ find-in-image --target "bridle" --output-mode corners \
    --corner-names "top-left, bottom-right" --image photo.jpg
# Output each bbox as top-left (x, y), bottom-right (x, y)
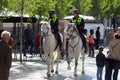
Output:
top-left (41, 24), bottom-right (51, 37)
top-left (66, 25), bottom-right (80, 52)
top-left (67, 26), bottom-right (78, 40)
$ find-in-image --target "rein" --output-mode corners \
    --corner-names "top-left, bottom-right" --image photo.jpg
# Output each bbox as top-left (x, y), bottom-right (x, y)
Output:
top-left (68, 36), bottom-right (80, 53)
top-left (67, 27), bottom-right (80, 52)
top-left (42, 28), bottom-right (51, 37)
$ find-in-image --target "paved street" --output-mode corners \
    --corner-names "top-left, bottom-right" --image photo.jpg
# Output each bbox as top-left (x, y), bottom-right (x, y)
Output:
top-left (9, 49), bottom-right (120, 80)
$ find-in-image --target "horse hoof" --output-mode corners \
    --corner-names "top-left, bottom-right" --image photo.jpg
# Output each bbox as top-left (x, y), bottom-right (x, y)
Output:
top-left (55, 71), bottom-right (58, 74)
top-left (73, 71), bottom-right (77, 77)
top-left (67, 66), bottom-right (71, 70)
top-left (74, 74), bottom-right (77, 77)
top-left (47, 72), bottom-right (50, 77)
top-left (51, 70), bottom-right (54, 73)
top-left (81, 71), bottom-right (85, 74)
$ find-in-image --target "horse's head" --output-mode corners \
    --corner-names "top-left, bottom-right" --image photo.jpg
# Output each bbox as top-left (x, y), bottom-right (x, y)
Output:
top-left (66, 23), bottom-right (78, 40)
top-left (41, 21), bottom-right (51, 36)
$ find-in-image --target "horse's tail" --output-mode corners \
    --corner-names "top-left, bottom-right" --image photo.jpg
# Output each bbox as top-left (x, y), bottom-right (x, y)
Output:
top-left (53, 50), bottom-right (59, 61)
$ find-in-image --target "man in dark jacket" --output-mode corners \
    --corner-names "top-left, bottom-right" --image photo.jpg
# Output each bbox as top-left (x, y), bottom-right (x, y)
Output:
top-left (96, 46), bottom-right (105, 80)
top-left (70, 9), bottom-right (86, 51)
top-left (96, 27), bottom-right (101, 49)
top-left (0, 31), bottom-right (12, 80)
top-left (23, 24), bottom-right (34, 56)
top-left (48, 10), bottom-right (62, 51)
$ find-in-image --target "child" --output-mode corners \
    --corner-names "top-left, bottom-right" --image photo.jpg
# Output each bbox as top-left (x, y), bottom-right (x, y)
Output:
top-left (96, 46), bottom-right (105, 80)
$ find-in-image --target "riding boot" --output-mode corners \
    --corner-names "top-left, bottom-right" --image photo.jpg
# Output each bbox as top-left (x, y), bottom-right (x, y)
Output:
top-left (53, 31), bottom-right (62, 51)
top-left (58, 36), bottom-right (62, 51)
top-left (80, 33), bottom-right (87, 52)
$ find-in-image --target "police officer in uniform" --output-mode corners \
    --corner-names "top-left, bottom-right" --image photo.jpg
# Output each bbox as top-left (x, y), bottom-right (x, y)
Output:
top-left (70, 9), bottom-right (87, 51)
top-left (48, 10), bottom-right (62, 51)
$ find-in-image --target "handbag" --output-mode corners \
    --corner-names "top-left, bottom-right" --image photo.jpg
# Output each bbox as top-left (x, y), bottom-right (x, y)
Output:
top-left (89, 35), bottom-right (95, 44)
top-left (89, 39), bottom-right (95, 44)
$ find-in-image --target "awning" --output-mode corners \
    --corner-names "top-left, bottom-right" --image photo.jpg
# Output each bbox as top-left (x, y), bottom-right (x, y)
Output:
top-left (0, 16), bottom-right (37, 23)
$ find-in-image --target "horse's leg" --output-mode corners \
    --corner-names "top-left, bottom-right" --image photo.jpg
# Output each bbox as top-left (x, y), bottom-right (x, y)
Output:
top-left (67, 52), bottom-right (71, 70)
top-left (81, 51), bottom-right (85, 74)
top-left (50, 52), bottom-right (54, 73)
top-left (74, 58), bottom-right (78, 77)
top-left (55, 51), bottom-right (59, 74)
top-left (45, 53), bottom-right (50, 77)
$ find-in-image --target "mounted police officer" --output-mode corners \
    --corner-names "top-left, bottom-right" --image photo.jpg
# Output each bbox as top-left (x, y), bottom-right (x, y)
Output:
top-left (48, 10), bottom-right (62, 51)
top-left (70, 9), bottom-right (87, 51)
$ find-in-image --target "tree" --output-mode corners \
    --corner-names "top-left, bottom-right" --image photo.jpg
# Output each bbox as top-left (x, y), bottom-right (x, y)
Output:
top-left (91, 0), bottom-right (120, 17)
top-left (0, 0), bottom-right (8, 11)
top-left (1, 0), bottom-right (120, 19)
top-left (55, 0), bottom-right (74, 18)
top-left (7, 0), bottom-right (74, 19)
top-left (72, 0), bottom-right (92, 15)
top-left (91, 0), bottom-right (100, 17)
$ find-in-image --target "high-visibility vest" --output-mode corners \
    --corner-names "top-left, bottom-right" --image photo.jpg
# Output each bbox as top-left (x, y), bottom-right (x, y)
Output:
top-left (49, 17), bottom-right (57, 22)
top-left (71, 17), bottom-right (82, 23)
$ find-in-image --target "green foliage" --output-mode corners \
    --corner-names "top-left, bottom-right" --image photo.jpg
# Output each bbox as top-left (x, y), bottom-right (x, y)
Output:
top-left (72, 0), bottom-right (92, 15)
top-left (91, 0), bottom-right (100, 16)
top-left (0, 0), bottom-right (120, 19)
top-left (79, 0), bottom-right (92, 15)
top-left (0, 0), bottom-right (8, 11)
top-left (91, 0), bottom-right (120, 17)
top-left (6, 0), bottom-right (74, 19)
top-left (55, 0), bottom-right (74, 18)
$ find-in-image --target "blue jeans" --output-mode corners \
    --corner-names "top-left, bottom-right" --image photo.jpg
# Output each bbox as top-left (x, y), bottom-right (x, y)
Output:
top-left (97, 67), bottom-right (103, 80)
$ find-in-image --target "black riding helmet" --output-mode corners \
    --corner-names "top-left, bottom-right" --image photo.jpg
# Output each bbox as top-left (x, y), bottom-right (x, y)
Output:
top-left (73, 9), bottom-right (79, 14)
top-left (49, 10), bottom-right (56, 15)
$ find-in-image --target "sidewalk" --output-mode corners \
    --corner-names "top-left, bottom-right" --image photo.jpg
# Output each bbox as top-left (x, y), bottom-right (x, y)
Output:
top-left (15, 71), bottom-right (43, 80)
top-left (9, 49), bottom-right (120, 80)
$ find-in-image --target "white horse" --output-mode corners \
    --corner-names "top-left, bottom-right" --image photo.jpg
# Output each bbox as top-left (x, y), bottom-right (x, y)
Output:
top-left (65, 23), bottom-right (85, 76)
top-left (41, 21), bottom-right (61, 77)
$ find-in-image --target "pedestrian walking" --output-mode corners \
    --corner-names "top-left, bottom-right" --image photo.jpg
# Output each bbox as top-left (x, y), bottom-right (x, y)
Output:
top-left (88, 29), bottom-right (95, 57)
top-left (96, 27), bottom-right (101, 49)
top-left (83, 29), bottom-right (88, 53)
top-left (0, 31), bottom-right (12, 80)
top-left (96, 46), bottom-right (105, 80)
top-left (105, 31), bottom-right (120, 80)
top-left (23, 24), bottom-right (34, 56)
